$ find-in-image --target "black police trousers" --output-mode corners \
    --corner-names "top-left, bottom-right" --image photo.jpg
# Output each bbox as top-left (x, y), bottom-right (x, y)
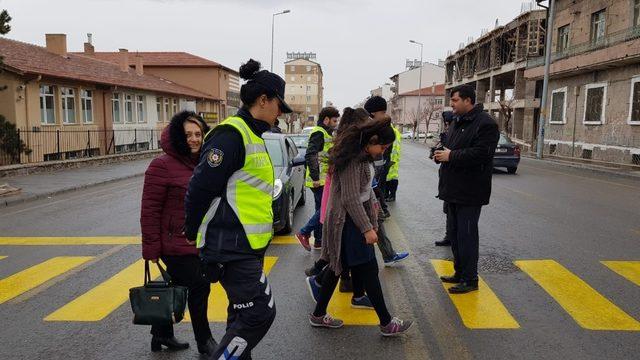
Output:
top-left (446, 203), bottom-right (482, 282)
top-left (211, 257), bottom-right (276, 360)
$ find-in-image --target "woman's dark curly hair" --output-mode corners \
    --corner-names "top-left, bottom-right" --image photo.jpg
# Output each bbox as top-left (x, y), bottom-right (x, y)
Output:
top-left (169, 110), bottom-right (209, 156)
top-left (329, 113), bottom-right (395, 173)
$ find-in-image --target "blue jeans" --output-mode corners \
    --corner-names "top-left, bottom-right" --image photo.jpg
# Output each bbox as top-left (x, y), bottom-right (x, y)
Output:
top-left (300, 186), bottom-right (324, 243)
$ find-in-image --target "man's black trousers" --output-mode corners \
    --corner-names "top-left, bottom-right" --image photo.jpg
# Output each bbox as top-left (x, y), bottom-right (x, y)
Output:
top-left (446, 203), bottom-right (482, 282)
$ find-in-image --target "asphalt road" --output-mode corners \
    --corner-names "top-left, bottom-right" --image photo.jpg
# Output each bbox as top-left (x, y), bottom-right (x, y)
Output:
top-left (0, 140), bottom-right (638, 360)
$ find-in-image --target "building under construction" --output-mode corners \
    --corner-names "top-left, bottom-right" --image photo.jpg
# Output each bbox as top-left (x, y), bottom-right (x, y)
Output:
top-left (444, 8), bottom-right (547, 149)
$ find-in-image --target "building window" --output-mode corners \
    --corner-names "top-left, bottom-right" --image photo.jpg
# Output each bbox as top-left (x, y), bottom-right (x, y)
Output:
top-left (60, 87), bottom-right (76, 124)
top-left (306, 65), bottom-right (311, 72)
top-left (39, 85), bottom-right (56, 125)
top-left (124, 94), bottom-right (134, 123)
top-left (290, 96), bottom-right (295, 101)
top-left (635, 0), bottom-right (640, 27)
top-left (136, 95), bottom-right (146, 123)
top-left (164, 98), bottom-right (170, 120)
top-left (112, 93), bottom-right (122, 123)
top-left (306, 106), bottom-right (311, 113)
top-left (557, 25), bottom-right (570, 53)
top-left (290, 76), bottom-right (295, 81)
top-left (590, 9), bottom-right (606, 44)
top-left (156, 97), bottom-right (162, 122)
top-left (290, 65), bottom-right (295, 72)
top-left (306, 85), bottom-right (311, 91)
top-left (550, 87), bottom-right (567, 124)
top-left (583, 83), bottom-right (607, 125)
top-left (80, 90), bottom-right (93, 124)
top-left (307, 76), bottom-right (311, 82)
top-left (172, 99), bottom-right (178, 115)
top-left (628, 75), bottom-right (640, 124)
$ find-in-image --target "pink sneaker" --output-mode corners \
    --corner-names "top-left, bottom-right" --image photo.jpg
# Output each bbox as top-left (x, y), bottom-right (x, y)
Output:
top-left (295, 232), bottom-right (311, 251)
top-left (309, 313), bottom-right (344, 329)
top-left (380, 317), bottom-right (413, 337)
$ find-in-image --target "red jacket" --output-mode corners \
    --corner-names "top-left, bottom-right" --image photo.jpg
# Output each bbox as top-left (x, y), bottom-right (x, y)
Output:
top-left (141, 127), bottom-right (199, 260)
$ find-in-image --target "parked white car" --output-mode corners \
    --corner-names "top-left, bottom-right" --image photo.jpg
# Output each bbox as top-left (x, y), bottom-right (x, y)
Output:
top-left (401, 132), bottom-right (413, 139)
top-left (301, 127), bottom-right (314, 136)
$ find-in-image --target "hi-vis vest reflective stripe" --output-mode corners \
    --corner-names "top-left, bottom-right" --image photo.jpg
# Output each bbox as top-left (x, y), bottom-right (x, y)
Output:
top-left (305, 126), bottom-right (333, 187)
top-left (387, 127), bottom-right (402, 181)
top-left (196, 116), bottom-right (275, 251)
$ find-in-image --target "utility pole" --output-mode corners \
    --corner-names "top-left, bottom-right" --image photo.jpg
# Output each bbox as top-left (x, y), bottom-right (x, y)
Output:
top-left (536, 0), bottom-right (555, 158)
top-left (410, 40), bottom-right (423, 139)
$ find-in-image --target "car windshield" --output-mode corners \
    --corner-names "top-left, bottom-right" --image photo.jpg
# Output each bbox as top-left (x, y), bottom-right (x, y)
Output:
top-left (289, 135), bottom-right (308, 148)
top-left (264, 139), bottom-right (284, 167)
top-left (498, 133), bottom-right (512, 145)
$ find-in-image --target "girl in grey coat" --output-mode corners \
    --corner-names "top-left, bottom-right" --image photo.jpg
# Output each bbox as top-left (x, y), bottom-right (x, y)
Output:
top-left (308, 117), bottom-right (413, 337)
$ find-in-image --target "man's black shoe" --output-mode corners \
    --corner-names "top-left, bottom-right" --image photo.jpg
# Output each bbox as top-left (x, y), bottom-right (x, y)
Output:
top-left (448, 281), bottom-right (479, 294)
top-left (386, 196), bottom-right (396, 202)
top-left (151, 336), bottom-right (189, 352)
top-left (435, 239), bottom-right (451, 246)
top-left (439, 275), bottom-right (460, 283)
top-left (382, 209), bottom-right (391, 218)
top-left (197, 337), bottom-right (218, 355)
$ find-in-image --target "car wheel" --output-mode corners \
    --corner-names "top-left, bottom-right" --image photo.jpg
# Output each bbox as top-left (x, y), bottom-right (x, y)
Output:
top-left (297, 185), bottom-right (306, 207)
top-left (507, 167), bottom-right (517, 174)
top-left (277, 192), bottom-right (294, 235)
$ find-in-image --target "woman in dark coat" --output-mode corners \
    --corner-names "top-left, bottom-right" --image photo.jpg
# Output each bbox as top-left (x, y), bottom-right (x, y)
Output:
top-left (140, 111), bottom-right (216, 355)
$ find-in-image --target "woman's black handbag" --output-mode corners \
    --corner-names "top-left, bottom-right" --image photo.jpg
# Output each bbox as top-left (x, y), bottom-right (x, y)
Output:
top-left (129, 261), bottom-right (188, 326)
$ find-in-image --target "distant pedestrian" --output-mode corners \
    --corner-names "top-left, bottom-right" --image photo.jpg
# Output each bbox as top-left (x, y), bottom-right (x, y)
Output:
top-left (295, 106), bottom-right (340, 251)
top-left (140, 111), bottom-right (216, 355)
top-left (434, 84), bottom-right (499, 294)
top-left (434, 111), bottom-right (456, 247)
top-left (309, 117), bottom-right (413, 336)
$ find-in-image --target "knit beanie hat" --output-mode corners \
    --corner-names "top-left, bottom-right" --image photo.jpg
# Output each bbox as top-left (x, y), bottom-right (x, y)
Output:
top-left (364, 96), bottom-right (387, 114)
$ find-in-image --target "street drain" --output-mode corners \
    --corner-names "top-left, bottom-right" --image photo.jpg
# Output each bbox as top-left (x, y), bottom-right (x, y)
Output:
top-left (478, 253), bottom-right (519, 274)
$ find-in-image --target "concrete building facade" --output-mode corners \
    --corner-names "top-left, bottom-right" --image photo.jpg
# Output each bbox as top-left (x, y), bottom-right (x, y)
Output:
top-left (524, 0), bottom-right (640, 165)
top-left (389, 62), bottom-right (445, 128)
top-left (444, 9), bottom-right (547, 150)
top-left (284, 58), bottom-right (324, 124)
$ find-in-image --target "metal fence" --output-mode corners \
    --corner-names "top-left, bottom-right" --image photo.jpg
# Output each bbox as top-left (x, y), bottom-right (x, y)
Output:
top-left (527, 25), bottom-right (640, 69)
top-left (1, 128), bottom-right (163, 166)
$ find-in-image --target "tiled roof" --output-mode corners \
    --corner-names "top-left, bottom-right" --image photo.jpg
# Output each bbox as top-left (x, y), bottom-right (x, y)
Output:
top-left (77, 51), bottom-right (237, 73)
top-left (0, 37), bottom-right (219, 100)
top-left (399, 83), bottom-right (445, 96)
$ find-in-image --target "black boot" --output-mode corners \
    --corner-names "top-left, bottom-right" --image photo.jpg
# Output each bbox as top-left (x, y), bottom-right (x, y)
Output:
top-left (439, 275), bottom-right (460, 283)
top-left (435, 237), bottom-right (451, 247)
top-left (448, 281), bottom-right (479, 294)
top-left (197, 337), bottom-right (218, 356)
top-left (151, 336), bottom-right (189, 352)
top-left (339, 277), bottom-right (353, 293)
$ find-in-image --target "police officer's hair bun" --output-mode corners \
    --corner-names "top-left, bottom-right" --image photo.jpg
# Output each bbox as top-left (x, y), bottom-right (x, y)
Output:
top-left (239, 59), bottom-right (261, 80)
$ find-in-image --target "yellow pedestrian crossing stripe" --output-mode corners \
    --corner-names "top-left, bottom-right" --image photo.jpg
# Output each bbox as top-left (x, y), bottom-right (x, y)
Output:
top-left (601, 261), bottom-right (640, 287)
top-left (515, 260), bottom-right (640, 331)
top-left (0, 256), bottom-right (6, 260)
top-left (184, 257), bottom-right (278, 322)
top-left (0, 256), bottom-right (93, 305)
top-left (0, 237), bottom-right (139, 245)
top-left (0, 236), bottom-right (298, 246)
top-left (431, 260), bottom-right (520, 329)
top-left (45, 259), bottom-right (160, 322)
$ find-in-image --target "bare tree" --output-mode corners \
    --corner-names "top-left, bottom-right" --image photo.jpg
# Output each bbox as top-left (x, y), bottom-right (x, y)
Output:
top-left (498, 97), bottom-right (515, 135)
top-left (421, 98), bottom-right (443, 143)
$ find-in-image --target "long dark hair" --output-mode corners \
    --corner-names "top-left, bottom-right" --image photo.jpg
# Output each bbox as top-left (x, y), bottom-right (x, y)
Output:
top-left (336, 107), bottom-right (369, 135)
top-left (169, 111), bottom-right (209, 156)
top-left (329, 116), bottom-right (395, 173)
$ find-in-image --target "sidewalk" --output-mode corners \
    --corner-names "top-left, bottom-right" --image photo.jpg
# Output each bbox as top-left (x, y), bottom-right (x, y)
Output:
top-left (1, 158), bottom-right (153, 207)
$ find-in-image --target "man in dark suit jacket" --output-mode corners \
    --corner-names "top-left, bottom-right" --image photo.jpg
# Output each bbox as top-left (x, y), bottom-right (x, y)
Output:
top-left (433, 84), bottom-right (499, 294)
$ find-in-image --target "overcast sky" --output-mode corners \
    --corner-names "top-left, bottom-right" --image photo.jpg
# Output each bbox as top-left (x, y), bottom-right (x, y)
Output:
top-left (1, 0), bottom-right (533, 109)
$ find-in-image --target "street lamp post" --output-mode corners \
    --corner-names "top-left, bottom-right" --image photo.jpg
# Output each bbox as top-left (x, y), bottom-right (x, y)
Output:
top-left (410, 40), bottom-right (423, 139)
top-left (271, 9), bottom-right (291, 72)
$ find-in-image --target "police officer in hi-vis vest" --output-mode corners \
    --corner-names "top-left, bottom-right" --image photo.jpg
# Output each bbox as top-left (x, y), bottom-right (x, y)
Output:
top-left (185, 59), bottom-right (292, 360)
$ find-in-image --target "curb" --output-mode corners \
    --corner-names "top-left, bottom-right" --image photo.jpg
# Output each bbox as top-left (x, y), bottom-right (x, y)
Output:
top-left (521, 154), bottom-right (640, 181)
top-left (1, 171), bottom-right (145, 207)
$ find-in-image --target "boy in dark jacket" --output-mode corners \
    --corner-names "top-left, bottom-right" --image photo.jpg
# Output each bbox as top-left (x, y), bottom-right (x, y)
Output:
top-left (433, 85), bottom-right (499, 294)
